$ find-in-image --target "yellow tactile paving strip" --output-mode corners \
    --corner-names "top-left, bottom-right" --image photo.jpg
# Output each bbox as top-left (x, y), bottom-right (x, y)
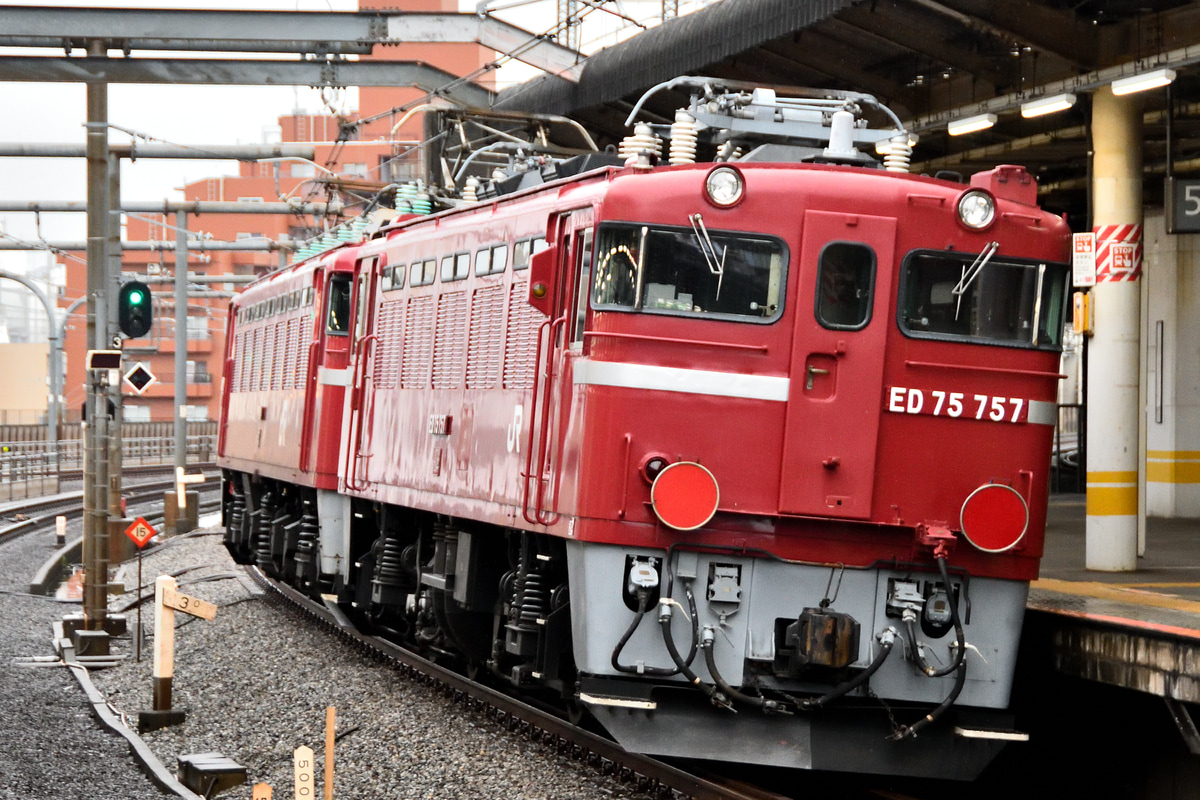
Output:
top-left (1031, 578), bottom-right (1200, 615)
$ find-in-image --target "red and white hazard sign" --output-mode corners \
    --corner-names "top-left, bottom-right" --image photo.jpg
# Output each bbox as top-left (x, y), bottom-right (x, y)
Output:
top-left (1094, 224), bottom-right (1142, 283)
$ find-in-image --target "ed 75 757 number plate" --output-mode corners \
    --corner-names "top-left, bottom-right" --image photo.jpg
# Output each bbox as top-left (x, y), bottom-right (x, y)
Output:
top-left (885, 386), bottom-right (1028, 423)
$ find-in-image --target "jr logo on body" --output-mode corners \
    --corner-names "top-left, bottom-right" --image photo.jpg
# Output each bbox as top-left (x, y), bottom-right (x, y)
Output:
top-left (506, 405), bottom-right (524, 453)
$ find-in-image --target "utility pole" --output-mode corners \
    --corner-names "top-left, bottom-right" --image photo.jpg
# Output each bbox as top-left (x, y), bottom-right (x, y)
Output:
top-left (108, 152), bottom-right (124, 534)
top-left (175, 212), bottom-right (188, 476)
top-left (82, 72), bottom-right (111, 647)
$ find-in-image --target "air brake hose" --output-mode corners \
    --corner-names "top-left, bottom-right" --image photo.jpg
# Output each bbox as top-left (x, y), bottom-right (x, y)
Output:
top-left (907, 554), bottom-right (967, 679)
top-left (891, 660), bottom-right (968, 740)
top-left (700, 628), bottom-right (789, 714)
top-left (801, 627), bottom-right (898, 710)
top-left (611, 589), bottom-right (679, 677)
top-left (659, 601), bottom-right (732, 709)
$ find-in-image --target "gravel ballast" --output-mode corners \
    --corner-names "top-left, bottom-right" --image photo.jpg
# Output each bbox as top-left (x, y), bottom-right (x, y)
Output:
top-left (0, 510), bottom-right (164, 800)
top-left (85, 525), bottom-right (649, 800)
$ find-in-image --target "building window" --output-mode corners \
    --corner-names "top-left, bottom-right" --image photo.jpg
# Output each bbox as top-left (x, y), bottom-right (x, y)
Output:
top-left (180, 405), bottom-right (208, 421)
top-left (187, 316), bottom-right (210, 340)
top-left (186, 360), bottom-right (211, 384)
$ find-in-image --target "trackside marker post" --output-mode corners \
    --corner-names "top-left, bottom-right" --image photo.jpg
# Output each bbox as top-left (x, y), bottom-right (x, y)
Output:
top-left (137, 574), bottom-right (216, 732)
top-left (175, 466), bottom-right (204, 510)
top-left (252, 783), bottom-right (272, 800)
top-left (294, 746), bottom-right (315, 800)
top-left (124, 516), bottom-right (157, 662)
top-left (325, 707), bottom-right (336, 800)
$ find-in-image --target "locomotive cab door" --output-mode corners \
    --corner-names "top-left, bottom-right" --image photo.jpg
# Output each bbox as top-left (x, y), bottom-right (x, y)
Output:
top-left (526, 208), bottom-right (593, 524)
top-left (346, 257), bottom-right (382, 491)
top-left (301, 268), bottom-right (353, 475)
top-left (778, 210), bottom-right (896, 519)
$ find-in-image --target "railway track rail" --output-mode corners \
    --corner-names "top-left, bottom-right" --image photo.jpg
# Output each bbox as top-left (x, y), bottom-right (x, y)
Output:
top-left (0, 468), bottom-right (219, 541)
top-left (249, 567), bottom-right (791, 800)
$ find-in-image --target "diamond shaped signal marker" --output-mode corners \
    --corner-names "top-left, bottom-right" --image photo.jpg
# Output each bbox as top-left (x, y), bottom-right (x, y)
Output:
top-left (125, 516), bottom-right (156, 549)
top-left (124, 362), bottom-right (156, 394)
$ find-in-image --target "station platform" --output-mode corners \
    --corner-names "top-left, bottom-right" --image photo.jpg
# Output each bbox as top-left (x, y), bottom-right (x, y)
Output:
top-left (1028, 494), bottom-right (1200, 707)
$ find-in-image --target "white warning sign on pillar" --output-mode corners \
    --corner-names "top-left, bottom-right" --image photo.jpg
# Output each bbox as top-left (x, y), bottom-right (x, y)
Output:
top-left (1072, 232), bottom-right (1096, 288)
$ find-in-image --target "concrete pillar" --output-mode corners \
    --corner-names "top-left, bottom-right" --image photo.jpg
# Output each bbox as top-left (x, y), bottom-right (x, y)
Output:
top-left (1086, 87), bottom-right (1143, 571)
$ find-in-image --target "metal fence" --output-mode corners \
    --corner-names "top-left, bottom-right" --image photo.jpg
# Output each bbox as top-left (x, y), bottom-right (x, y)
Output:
top-left (0, 420), bottom-right (218, 502)
top-left (1052, 403), bottom-right (1083, 494)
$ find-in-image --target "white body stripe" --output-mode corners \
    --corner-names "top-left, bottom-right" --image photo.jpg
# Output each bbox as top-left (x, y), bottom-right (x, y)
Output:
top-left (1026, 400), bottom-right (1057, 426)
top-left (317, 366), bottom-right (352, 387)
top-left (573, 360), bottom-right (789, 401)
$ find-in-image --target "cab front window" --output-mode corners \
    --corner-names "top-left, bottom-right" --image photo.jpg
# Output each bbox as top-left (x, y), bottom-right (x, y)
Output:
top-left (899, 249), bottom-right (1069, 349)
top-left (592, 222), bottom-right (786, 323)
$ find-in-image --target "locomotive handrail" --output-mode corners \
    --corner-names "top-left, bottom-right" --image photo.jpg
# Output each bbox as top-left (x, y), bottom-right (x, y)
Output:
top-left (298, 339), bottom-right (321, 473)
top-left (582, 330), bottom-right (769, 353)
top-left (521, 317), bottom-right (552, 525)
top-left (346, 333), bottom-right (379, 492)
top-left (904, 359), bottom-right (1067, 379)
top-left (217, 356), bottom-right (234, 457)
top-left (522, 315), bottom-right (567, 526)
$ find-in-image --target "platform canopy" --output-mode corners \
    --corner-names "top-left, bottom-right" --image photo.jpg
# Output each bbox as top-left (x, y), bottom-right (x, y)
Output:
top-left (497, 0), bottom-right (1200, 216)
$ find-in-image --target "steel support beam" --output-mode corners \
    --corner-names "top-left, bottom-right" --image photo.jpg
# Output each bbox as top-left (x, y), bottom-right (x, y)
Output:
top-left (0, 57), bottom-right (496, 104)
top-left (0, 240), bottom-right (290, 251)
top-left (0, 7), bottom-right (580, 79)
top-left (0, 142), bottom-right (316, 160)
top-left (0, 200), bottom-right (343, 215)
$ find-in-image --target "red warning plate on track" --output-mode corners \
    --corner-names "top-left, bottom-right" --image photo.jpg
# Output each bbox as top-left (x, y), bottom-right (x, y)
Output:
top-left (125, 516), bottom-right (156, 549)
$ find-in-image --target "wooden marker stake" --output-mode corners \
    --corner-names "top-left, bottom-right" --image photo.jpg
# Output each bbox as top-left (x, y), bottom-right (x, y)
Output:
top-left (294, 746), bottom-right (315, 800)
top-left (137, 574), bottom-right (216, 732)
top-left (325, 707), bottom-right (336, 800)
top-left (174, 466), bottom-right (204, 510)
top-left (152, 575), bottom-right (176, 712)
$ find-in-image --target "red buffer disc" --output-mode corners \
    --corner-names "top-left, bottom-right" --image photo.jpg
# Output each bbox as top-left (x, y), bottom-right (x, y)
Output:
top-left (960, 483), bottom-right (1028, 553)
top-left (651, 462), bottom-right (720, 531)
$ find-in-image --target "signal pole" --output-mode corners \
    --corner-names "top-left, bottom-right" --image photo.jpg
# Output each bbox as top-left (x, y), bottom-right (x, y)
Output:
top-left (175, 212), bottom-right (188, 475)
top-left (108, 152), bottom-right (125, 541)
top-left (83, 72), bottom-right (111, 645)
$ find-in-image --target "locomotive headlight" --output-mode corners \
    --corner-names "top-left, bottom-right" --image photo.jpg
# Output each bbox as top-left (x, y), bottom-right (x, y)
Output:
top-left (957, 189), bottom-right (996, 230)
top-left (705, 166), bottom-right (745, 207)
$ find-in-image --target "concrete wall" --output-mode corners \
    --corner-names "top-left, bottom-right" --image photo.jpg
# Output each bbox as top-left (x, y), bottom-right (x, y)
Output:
top-left (1142, 210), bottom-right (1200, 517)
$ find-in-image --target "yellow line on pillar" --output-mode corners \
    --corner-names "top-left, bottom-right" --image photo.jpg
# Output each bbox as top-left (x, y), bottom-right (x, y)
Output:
top-left (1087, 470), bottom-right (1138, 483)
top-left (1085, 485), bottom-right (1138, 516)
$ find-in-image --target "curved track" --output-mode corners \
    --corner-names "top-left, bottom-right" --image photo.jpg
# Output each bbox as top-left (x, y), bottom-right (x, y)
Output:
top-left (250, 567), bottom-right (791, 800)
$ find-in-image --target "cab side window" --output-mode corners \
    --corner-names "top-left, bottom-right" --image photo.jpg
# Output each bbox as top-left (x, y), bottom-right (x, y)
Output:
top-left (326, 273), bottom-right (353, 334)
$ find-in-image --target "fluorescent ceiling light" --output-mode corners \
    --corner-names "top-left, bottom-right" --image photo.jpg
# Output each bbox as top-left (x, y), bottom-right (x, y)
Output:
top-left (1021, 93), bottom-right (1077, 118)
top-left (948, 113), bottom-right (997, 136)
top-left (1111, 68), bottom-right (1176, 96)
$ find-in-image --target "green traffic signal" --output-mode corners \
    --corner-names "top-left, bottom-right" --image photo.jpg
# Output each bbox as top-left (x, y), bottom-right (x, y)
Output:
top-left (118, 280), bottom-right (153, 338)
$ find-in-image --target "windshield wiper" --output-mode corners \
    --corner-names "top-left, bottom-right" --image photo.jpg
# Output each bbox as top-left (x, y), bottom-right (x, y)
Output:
top-left (688, 213), bottom-right (727, 300)
top-left (951, 241), bottom-right (999, 320)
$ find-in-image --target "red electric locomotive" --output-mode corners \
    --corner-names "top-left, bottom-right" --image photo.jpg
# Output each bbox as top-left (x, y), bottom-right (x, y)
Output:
top-left (220, 80), bottom-right (1071, 780)
top-left (220, 244), bottom-right (358, 584)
